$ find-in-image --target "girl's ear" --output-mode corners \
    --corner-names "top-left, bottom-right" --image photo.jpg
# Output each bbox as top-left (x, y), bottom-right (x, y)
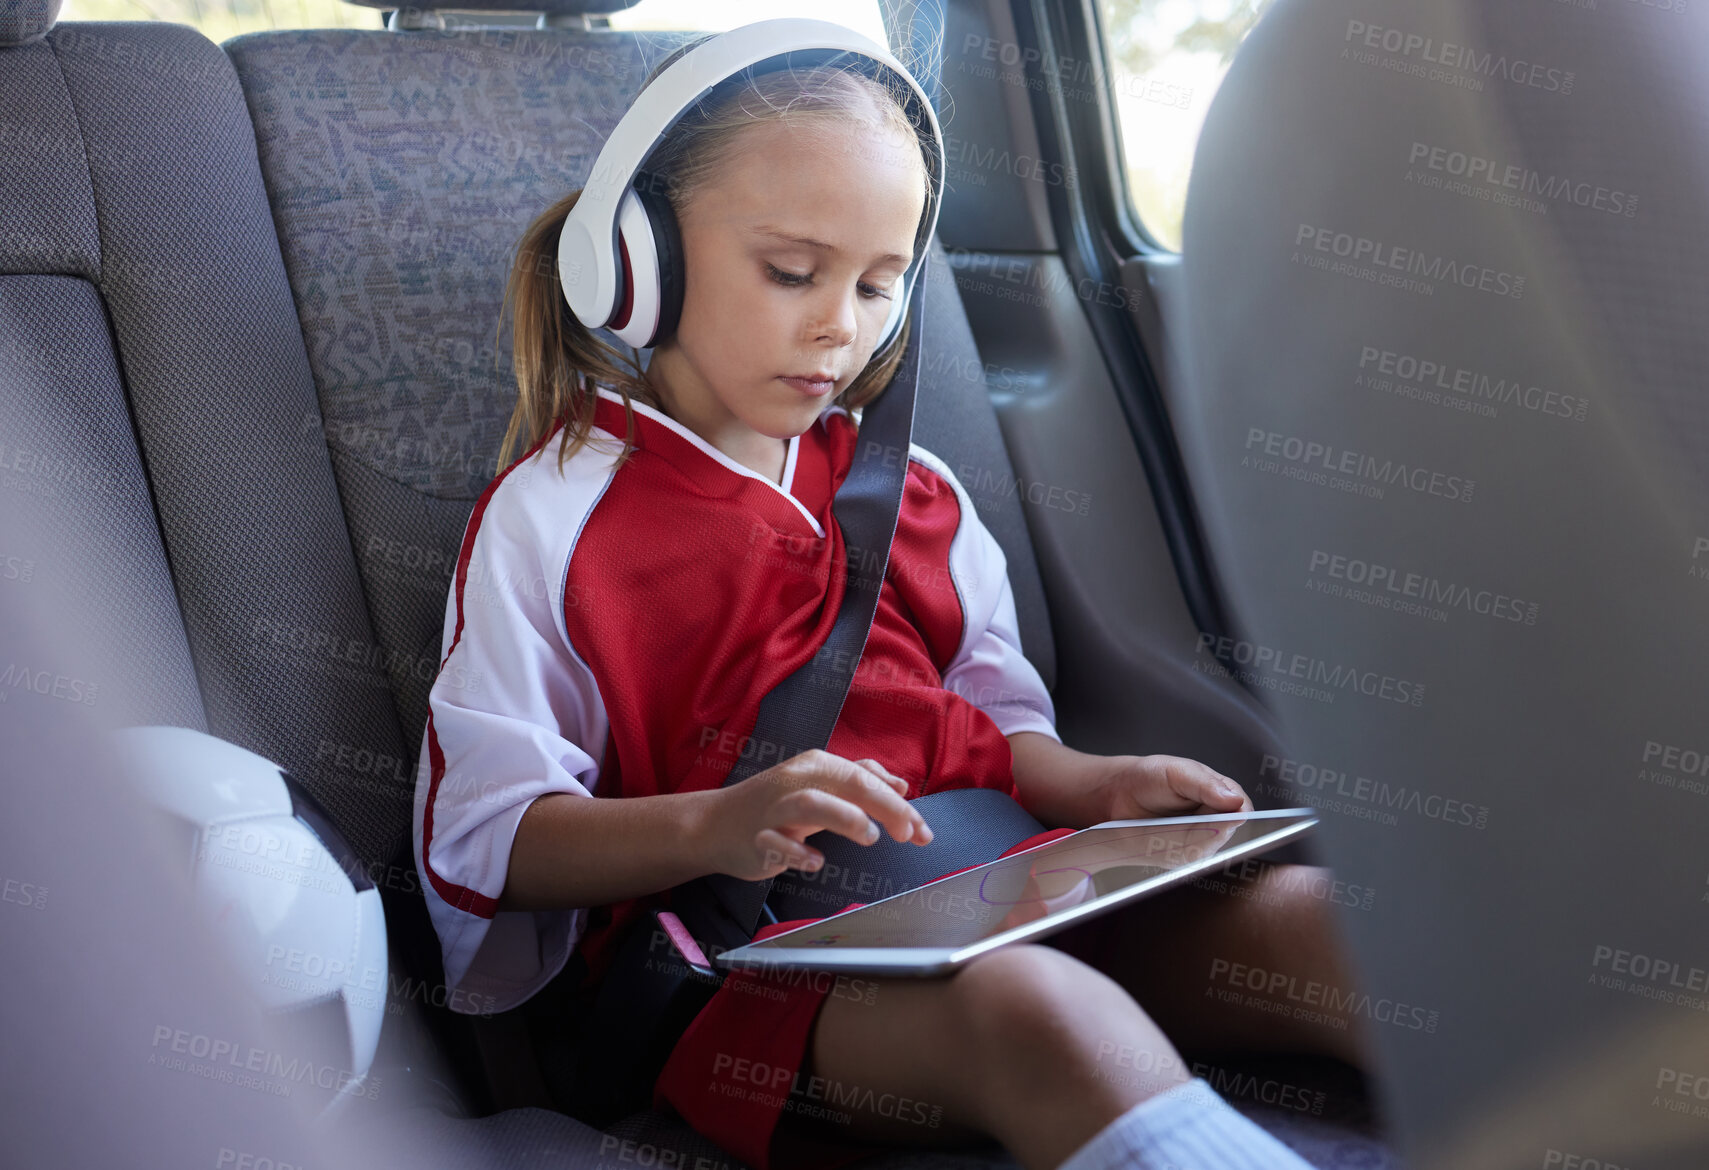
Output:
top-left (611, 168), bottom-right (686, 351)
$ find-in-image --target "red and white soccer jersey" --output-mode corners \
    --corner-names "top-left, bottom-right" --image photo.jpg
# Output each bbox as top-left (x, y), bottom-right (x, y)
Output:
top-left (414, 385), bottom-right (1059, 1016)
top-left (414, 385), bottom-right (1062, 1168)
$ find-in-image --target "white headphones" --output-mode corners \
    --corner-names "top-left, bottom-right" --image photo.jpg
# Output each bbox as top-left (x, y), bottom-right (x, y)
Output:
top-left (556, 17), bottom-right (946, 352)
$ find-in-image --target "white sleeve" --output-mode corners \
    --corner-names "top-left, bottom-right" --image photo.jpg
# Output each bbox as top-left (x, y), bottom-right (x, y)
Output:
top-left (914, 448), bottom-right (1061, 743)
top-left (412, 460), bottom-right (611, 1015)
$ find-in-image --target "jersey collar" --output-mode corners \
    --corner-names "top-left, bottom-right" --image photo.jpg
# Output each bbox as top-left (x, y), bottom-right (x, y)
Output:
top-left (592, 385), bottom-right (850, 539)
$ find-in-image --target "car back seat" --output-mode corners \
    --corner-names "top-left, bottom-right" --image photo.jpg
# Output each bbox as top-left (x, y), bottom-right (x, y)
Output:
top-left (218, 8), bottom-right (1058, 759)
top-left (0, 0), bottom-right (582, 1143)
top-left (0, 0), bottom-right (1045, 1161)
top-left (217, 4), bottom-right (1063, 1157)
top-left (1, 0), bottom-right (1387, 1160)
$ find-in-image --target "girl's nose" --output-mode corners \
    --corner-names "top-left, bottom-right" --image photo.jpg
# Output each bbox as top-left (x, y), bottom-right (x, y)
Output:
top-left (812, 286), bottom-right (860, 347)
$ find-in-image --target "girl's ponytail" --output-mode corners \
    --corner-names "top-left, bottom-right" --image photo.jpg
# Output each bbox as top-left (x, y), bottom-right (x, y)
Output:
top-left (494, 189), bottom-right (652, 475)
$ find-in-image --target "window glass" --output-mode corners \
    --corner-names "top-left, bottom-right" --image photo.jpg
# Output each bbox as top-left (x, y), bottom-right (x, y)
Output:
top-left (57, 0), bottom-right (376, 37)
top-left (1096, 0), bottom-right (1275, 251)
top-left (609, 0), bottom-right (884, 40)
top-left (50, 0), bottom-right (883, 46)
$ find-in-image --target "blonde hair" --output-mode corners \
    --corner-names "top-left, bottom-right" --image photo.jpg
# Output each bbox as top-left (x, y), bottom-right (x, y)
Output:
top-left (494, 40), bottom-right (934, 475)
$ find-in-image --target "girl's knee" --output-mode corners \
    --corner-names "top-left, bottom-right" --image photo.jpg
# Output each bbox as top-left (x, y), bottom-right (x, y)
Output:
top-left (951, 946), bottom-right (1166, 1058)
top-left (1255, 862), bottom-right (1334, 924)
top-left (952, 945), bottom-right (1100, 1019)
top-left (949, 946), bottom-right (1187, 1113)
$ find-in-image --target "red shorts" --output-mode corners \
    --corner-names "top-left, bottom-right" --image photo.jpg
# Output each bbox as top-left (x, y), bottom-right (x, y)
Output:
top-left (651, 827), bottom-right (1076, 1170)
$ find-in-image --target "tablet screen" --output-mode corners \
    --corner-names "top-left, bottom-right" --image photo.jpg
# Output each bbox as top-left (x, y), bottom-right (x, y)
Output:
top-left (738, 813), bottom-right (1313, 953)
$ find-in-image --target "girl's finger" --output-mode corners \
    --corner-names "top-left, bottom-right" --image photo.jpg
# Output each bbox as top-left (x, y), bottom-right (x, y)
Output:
top-left (853, 757), bottom-right (908, 793)
top-left (1208, 770), bottom-right (1245, 806)
top-left (756, 828), bottom-right (821, 874)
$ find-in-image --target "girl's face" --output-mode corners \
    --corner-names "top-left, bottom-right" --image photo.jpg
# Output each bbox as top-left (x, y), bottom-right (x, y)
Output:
top-left (646, 113), bottom-right (929, 455)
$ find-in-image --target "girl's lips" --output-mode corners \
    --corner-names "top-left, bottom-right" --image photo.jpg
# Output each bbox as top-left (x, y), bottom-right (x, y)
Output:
top-left (780, 376), bottom-right (836, 397)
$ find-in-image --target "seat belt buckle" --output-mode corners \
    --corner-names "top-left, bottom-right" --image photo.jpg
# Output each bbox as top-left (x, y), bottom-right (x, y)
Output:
top-left (653, 909), bottom-right (719, 979)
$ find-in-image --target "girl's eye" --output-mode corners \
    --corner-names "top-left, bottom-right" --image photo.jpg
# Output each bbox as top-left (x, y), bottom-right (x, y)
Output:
top-left (764, 263), bottom-right (892, 301)
top-left (765, 263), bottom-right (810, 287)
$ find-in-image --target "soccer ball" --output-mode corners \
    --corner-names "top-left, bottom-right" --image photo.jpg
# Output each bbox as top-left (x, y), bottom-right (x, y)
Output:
top-left (115, 725), bottom-right (387, 1117)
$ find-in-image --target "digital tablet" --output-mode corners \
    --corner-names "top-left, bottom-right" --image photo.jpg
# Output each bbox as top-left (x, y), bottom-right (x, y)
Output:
top-left (713, 808), bottom-right (1318, 977)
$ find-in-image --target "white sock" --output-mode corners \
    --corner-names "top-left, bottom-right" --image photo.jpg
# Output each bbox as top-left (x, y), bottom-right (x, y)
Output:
top-left (1053, 1077), bottom-right (1317, 1170)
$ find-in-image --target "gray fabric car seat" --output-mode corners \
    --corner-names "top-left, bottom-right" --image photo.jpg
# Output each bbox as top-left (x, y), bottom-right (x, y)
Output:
top-left (1175, 0), bottom-right (1709, 1165)
top-left (219, 8), bottom-right (1059, 1119)
top-left (0, 0), bottom-right (550, 1139)
top-left (216, 12), bottom-right (1061, 1166)
top-left (220, 19), bottom-right (1057, 776)
top-left (1, 10), bottom-right (413, 871)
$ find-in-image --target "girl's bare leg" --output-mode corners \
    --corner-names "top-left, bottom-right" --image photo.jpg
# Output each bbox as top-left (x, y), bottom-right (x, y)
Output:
top-left (776, 944), bottom-right (1192, 1170)
top-left (1040, 861), bottom-right (1377, 1070)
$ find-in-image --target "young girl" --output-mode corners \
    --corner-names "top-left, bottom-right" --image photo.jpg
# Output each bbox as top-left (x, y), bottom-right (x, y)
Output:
top-left (415, 35), bottom-right (1368, 1170)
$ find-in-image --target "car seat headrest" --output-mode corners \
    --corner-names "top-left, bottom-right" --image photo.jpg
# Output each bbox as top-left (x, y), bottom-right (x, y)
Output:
top-left (0, 0), bottom-right (61, 46)
top-left (342, 0), bottom-right (641, 14)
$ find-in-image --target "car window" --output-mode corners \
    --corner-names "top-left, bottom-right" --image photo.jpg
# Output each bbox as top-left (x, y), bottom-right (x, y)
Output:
top-left (58, 0), bottom-right (376, 37)
top-left (51, 0), bottom-right (884, 46)
top-left (1095, 0), bottom-right (1275, 251)
top-left (608, 0), bottom-right (884, 40)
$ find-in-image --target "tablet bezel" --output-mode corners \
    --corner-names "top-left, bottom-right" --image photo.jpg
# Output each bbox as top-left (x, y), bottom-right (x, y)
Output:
top-left (713, 808), bottom-right (1319, 977)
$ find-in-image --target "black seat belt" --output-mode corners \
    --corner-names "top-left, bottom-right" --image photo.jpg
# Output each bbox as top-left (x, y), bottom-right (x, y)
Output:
top-left (697, 257), bottom-right (930, 940)
top-left (691, 0), bottom-right (957, 945)
top-left (563, 1), bottom-right (1051, 1123)
top-left (569, 251), bottom-right (1047, 1126)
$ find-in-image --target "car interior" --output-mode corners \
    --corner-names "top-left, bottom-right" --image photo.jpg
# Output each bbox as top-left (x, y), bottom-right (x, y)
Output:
top-left (12, 0), bottom-right (1708, 1165)
top-left (0, 0), bottom-right (1387, 1165)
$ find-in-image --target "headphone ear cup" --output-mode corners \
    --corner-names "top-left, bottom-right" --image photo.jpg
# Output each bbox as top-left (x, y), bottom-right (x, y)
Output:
top-left (876, 261), bottom-right (916, 353)
top-left (630, 169), bottom-right (685, 349)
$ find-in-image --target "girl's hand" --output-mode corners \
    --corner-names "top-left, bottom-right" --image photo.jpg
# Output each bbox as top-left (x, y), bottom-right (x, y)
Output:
top-left (701, 749), bottom-right (935, 882)
top-left (1092, 754), bottom-right (1253, 821)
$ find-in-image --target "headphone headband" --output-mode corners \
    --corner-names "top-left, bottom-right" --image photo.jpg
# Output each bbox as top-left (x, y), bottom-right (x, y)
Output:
top-left (558, 17), bottom-right (946, 351)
